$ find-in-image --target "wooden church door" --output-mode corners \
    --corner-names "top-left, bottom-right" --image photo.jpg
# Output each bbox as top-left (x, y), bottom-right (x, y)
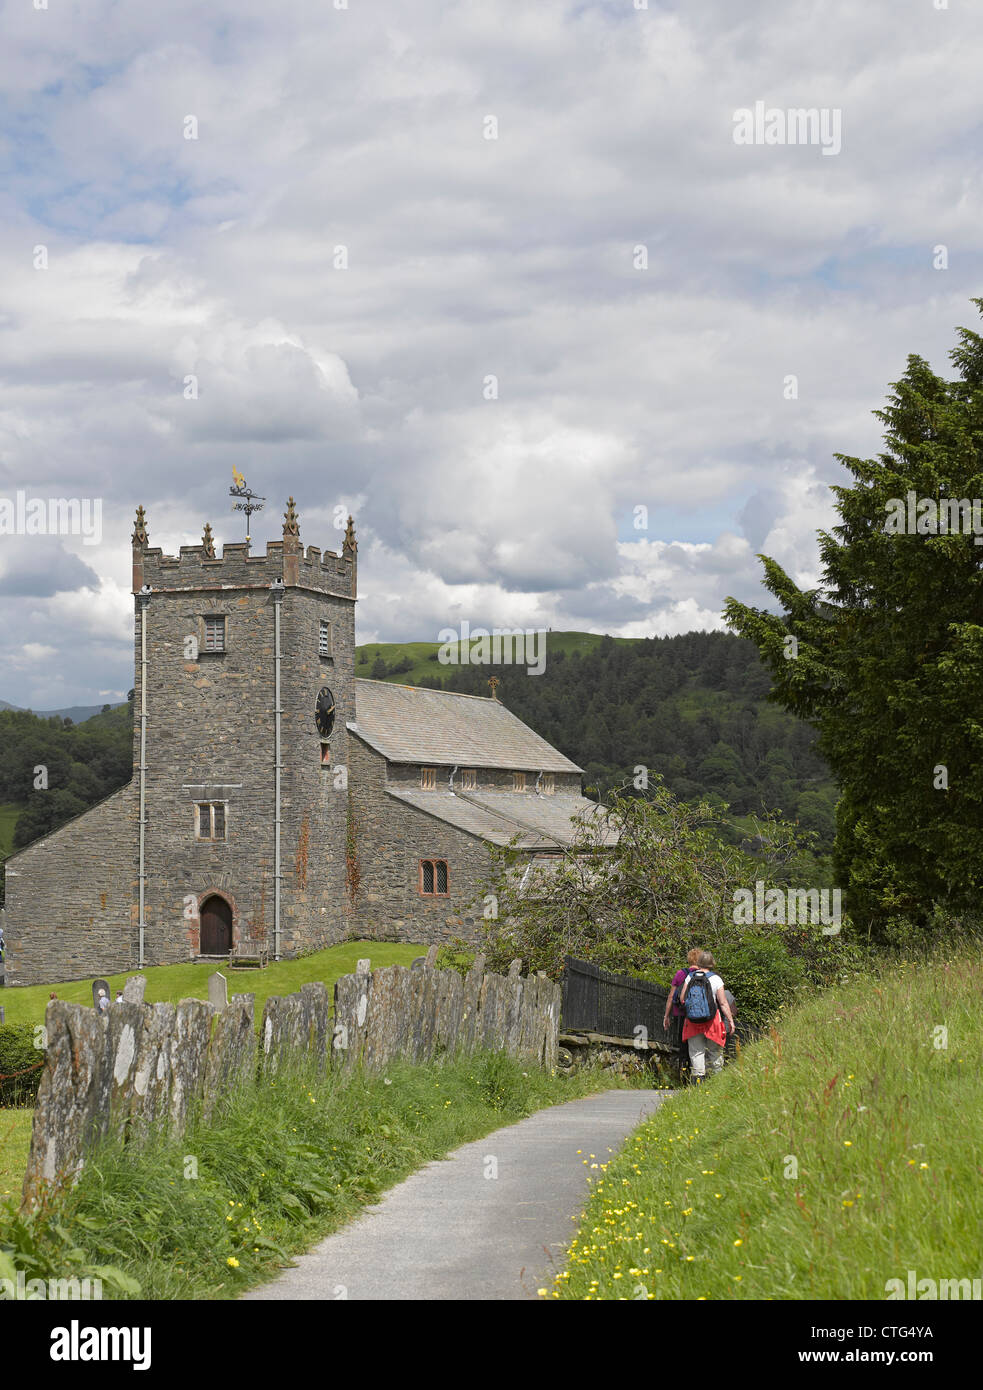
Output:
top-left (200, 896), bottom-right (232, 954)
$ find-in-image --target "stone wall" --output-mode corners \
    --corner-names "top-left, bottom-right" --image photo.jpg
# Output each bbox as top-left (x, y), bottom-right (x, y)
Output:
top-left (332, 951), bottom-right (559, 1073)
top-left (22, 949), bottom-right (560, 1207)
top-left (2, 785), bottom-right (138, 987)
top-left (22, 988), bottom-right (255, 1205)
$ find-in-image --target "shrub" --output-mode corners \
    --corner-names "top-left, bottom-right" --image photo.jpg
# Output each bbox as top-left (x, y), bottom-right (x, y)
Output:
top-left (879, 905), bottom-right (983, 959)
top-left (713, 934), bottom-right (807, 1030)
top-left (0, 1024), bottom-right (44, 1107)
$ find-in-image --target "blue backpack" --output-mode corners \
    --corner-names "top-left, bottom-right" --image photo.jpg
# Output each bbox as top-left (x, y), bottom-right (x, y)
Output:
top-left (681, 970), bottom-right (717, 1023)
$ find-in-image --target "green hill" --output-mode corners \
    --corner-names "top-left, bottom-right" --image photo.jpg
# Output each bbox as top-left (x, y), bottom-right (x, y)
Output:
top-left (0, 702), bottom-right (133, 899)
top-left (0, 700), bottom-right (126, 723)
top-left (354, 631), bottom-right (630, 687)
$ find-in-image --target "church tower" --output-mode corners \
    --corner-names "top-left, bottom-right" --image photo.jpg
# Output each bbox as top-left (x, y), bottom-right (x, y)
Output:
top-left (129, 498), bottom-right (357, 962)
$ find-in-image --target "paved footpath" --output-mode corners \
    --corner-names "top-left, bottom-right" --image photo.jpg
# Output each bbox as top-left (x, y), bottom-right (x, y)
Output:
top-left (243, 1088), bottom-right (670, 1301)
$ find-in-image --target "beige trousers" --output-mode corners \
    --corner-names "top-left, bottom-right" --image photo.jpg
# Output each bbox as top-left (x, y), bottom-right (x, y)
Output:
top-left (687, 1033), bottom-right (724, 1078)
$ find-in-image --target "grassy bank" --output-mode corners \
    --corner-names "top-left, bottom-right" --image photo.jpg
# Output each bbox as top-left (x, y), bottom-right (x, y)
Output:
top-left (0, 941), bottom-right (423, 1028)
top-left (1, 1050), bottom-right (645, 1300)
top-left (549, 947), bottom-right (983, 1300)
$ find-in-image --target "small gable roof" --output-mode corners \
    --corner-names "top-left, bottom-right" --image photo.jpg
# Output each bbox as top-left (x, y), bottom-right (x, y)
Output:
top-left (349, 679), bottom-right (582, 773)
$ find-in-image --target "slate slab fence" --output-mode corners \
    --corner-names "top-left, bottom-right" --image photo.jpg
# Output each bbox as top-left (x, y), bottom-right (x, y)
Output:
top-left (21, 947), bottom-right (560, 1207)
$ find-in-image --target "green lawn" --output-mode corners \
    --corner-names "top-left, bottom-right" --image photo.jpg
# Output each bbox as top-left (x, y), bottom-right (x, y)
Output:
top-left (549, 945), bottom-right (983, 1300)
top-left (0, 941), bottom-right (425, 1028)
top-left (0, 802), bottom-right (25, 861)
top-left (0, 1110), bottom-right (33, 1203)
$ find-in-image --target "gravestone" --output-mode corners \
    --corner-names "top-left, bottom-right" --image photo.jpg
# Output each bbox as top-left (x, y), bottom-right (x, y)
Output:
top-left (208, 971), bottom-right (228, 1011)
top-left (122, 974), bottom-right (147, 1004)
top-left (91, 979), bottom-right (110, 1015)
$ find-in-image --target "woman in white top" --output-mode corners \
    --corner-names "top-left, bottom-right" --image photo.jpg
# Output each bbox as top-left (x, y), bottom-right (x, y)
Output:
top-left (680, 950), bottom-right (734, 1081)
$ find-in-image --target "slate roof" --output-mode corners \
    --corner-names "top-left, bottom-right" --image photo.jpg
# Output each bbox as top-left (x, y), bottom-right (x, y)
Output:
top-left (349, 679), bottom-right (582, 773)
top-left (385, 786), bottom-right (618, 849)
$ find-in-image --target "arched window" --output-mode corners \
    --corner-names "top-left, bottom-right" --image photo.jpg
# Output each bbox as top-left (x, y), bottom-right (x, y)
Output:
top-left (419, 859), bottom-right (449, 896)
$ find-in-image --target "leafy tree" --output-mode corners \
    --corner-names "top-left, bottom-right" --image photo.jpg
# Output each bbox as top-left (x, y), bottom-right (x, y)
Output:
top-left (0, 705), bottom-right (133, 858)
top-left (471, 778), bottom-right (847, 1025)
top-left (726, 302), bottom-right (983, 933)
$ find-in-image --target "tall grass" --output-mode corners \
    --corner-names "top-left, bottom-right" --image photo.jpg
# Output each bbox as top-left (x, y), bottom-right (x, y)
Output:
top-left (1, 1050), bottom-right (644, 1300)
top-left (550, 948), bottom-right (983, 1300)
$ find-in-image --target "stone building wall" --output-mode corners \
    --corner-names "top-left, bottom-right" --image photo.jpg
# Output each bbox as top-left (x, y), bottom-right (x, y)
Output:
top-left (277, 579), bottom-right (355, 955)
top-left (133, 532), bottom-right (356, 965)
top-left (347, 735), bottom-right (497, 944)
top-left (2, 785), bottom-right (137, 986)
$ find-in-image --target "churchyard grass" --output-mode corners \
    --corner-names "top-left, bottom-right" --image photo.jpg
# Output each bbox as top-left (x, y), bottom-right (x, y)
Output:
top-left (547, 945), bottom-right (983, 1300)
top-left (0, 1050), bottom-right (653, 1300)
top-left (0, 940), bottom-right (423, 1028)
top-left (0, 1110), bottom-right (33, 1202)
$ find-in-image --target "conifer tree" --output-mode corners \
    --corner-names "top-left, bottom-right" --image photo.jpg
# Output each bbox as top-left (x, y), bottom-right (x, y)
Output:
top-left (725, 302), bottom-right (983, 931)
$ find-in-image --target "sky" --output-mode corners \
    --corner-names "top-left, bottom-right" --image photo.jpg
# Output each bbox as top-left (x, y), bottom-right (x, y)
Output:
top-left (1, 0), bottom-right (982, 708)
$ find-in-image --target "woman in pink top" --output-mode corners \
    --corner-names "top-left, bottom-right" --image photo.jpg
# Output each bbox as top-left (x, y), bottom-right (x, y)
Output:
top-left (663, 947), bottom-right (702, 1076)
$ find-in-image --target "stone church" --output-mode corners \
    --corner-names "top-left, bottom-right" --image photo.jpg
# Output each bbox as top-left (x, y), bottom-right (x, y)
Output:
top-left (3, 500), bottom-right (610, 986)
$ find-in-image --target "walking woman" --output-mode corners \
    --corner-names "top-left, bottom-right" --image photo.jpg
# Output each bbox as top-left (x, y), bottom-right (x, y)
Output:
top-left (679, 951), bottom-right (734, 1081)
top-left (663, 947), bottom-right (702, 1077)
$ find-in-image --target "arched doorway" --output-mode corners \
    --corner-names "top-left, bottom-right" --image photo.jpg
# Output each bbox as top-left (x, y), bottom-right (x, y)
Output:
top-left (200, 895), bottom-right (233, 955)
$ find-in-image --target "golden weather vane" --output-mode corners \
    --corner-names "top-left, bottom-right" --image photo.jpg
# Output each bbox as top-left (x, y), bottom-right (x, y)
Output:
top-left (229, 469), bottom-right (265, 545)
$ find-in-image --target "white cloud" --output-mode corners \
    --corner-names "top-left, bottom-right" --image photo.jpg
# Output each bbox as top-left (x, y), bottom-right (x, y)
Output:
top-left (2, 0), bottom-right (983, 700)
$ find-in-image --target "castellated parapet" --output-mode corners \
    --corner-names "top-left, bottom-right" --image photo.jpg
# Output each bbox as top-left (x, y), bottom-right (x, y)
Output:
top-left (132, 538), bottom-right (356, 599)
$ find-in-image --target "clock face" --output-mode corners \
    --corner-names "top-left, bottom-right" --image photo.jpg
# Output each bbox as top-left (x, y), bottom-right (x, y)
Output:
top-left (315, 687), bottom-right (336, 738)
